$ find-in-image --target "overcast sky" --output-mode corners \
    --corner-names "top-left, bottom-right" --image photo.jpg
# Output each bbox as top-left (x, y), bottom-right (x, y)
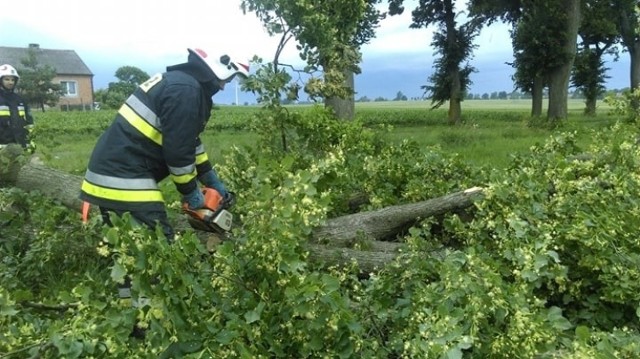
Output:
top-left (1, 0), bottom-right (630, 104)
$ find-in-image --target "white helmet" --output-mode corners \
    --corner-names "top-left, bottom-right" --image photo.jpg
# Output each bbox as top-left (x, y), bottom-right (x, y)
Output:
top-left (0, 64), bottom-right (20, 79)
top-left (188, 48), bottom-right (249, 81)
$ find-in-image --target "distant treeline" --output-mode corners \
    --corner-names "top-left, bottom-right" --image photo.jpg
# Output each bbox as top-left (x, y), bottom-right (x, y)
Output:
top-left (349, 88), bottom-right (630, 103)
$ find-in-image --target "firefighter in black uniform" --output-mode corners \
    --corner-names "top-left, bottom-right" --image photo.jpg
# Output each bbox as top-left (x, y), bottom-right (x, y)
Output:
top-left (0, 64), bottom-right (34, 148)
top-left (80, 48), bottom-right (249, 241)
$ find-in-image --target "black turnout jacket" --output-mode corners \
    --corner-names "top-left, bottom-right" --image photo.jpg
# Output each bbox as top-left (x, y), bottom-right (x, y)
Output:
top-left (0, 87), bottom-right (33, 146)
top-left (80, 61), bottom-right (218, 211)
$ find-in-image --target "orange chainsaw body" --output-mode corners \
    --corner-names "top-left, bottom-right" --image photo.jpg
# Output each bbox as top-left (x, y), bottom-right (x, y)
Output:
top-left (183, 188), bottom-right (233, 233)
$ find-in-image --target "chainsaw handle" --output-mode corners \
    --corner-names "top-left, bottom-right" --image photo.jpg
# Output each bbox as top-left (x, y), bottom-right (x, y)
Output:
top-left (223, 191), bottom-right (236, 209)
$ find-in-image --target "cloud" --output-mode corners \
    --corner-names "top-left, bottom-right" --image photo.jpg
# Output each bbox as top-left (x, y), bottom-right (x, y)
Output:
top-left (364, 7), bottom-right (432, 56)
top-left (2, 0), bottom-right (631, 105)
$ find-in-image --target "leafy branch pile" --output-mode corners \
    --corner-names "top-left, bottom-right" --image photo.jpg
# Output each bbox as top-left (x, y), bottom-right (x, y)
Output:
top-left (2, 99), bottom-right (640, 357)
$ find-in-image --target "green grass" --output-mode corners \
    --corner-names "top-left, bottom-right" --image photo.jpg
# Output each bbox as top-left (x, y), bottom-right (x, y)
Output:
top-left (35, 99), bottom-right (620, 173)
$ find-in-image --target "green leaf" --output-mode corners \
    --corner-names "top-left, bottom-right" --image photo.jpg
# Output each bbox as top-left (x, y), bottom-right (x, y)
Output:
top-left (216, 329), bottom-right (236, 345)
top-left (322, 274), bottom-right (340, 293)
top-left (244, 301), bottom-right (266, 325)
top-left (0, 305), bottom-right (18, 316)
top-left (547, 306), bottom-right (572, 331)
top-left (446, 347), bottom-right (463, 359)
top-left (575, 325), bottom-right (590, 342)
top-left (110, 262), bottom-right (127, 283)
top-left (245, 309), bottom-right (261, 323)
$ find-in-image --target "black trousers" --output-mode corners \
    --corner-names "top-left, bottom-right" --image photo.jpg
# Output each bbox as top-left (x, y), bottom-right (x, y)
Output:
top-left (99, 207), bottom-right (175, 242)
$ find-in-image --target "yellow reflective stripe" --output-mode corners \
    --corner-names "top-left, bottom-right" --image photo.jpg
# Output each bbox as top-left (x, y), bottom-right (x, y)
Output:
top-left (171, 171), bottom-right (197, 184)
top-left (119, 105), bottom-right (163, 145)
top-left (0, 105), bottom-right (26, 117)
top-left (126, 96), bottom-right (161, 128)
top-left (169, 163), bottom-right (197, 184)
top-left (196, 151), bottom-right (208, 164)
top-left (195, 144), bottom-right (209, 164)
top-left (82, 180), bottom-right (164, 202)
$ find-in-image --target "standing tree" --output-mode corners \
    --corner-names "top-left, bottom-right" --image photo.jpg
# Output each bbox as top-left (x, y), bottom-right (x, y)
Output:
top-left (241, 0), bottom-right (385, 120)
top-left (17, 49), bottom-right (63, 112)
top-left (545, 0), bottom-right (581, 122)
top-left (510, 2), bottom-right (566, 117)
top-left (571, 0), bottom-right (619, 116)
top-left (100, 66), bottom-right (150, 109)
top-left (110, 66), bottom-right (150, 96)
top-left (470, 0), bottom-right (581, 122)
top-left (389, 0), bottom-right (481, 125)
top-left (616, 0), bottom-right (640, 109)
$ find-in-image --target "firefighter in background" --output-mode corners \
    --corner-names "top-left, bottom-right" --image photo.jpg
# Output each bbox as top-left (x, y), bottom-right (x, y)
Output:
top-left (80, 48), bottom-right (249, 241)
top-left (0, 64), bottom-right (34, 148)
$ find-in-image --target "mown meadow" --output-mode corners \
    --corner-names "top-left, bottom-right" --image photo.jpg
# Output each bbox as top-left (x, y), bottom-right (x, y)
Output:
top-left (34, 98), bottom-right (618, 174)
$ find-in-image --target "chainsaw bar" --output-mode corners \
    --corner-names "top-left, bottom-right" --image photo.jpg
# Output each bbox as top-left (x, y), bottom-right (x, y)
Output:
top-left (185, 208), bottom-right (233, 234)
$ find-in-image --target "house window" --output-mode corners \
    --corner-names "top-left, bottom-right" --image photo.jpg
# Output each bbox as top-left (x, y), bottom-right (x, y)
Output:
top-left (60, 81), bottom-right (78, 97)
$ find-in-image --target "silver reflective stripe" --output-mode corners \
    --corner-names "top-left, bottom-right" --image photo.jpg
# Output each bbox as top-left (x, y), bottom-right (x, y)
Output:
top-left (169, 163), bottom-right (196, 176)
top-left (85, 169), bottom-right (158, 190)
top-left (195, 144), bottom-right (205, 154)
top-left (125, 95), bottom-right (161, 129)
top-left (0, 105), bottom-right (9, 111)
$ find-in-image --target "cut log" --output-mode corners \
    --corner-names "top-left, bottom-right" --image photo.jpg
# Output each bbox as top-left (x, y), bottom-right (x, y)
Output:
top-left (312, 187), bottom-right (483, 246)
top-left (0, 148), bottom-right (483, 272)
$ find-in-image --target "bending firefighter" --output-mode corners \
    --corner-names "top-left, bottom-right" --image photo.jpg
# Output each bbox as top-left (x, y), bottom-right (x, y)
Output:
top-left (0, 64), bottom-right (34, 148)
top-left (79, 48), bottom-right (249, 241)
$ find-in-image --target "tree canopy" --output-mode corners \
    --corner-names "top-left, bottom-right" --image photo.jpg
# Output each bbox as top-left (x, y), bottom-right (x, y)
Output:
top-left (17, 49), bottom-right (63, 112)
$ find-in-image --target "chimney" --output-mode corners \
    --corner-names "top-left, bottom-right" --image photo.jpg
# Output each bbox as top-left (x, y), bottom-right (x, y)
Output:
top-left (28, 43), bottom-right (40, 49)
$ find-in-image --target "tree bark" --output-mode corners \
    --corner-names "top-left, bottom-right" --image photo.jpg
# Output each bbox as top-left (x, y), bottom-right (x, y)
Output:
top-left (445, 0), bottom-right (462, 126)
top-left (619, 3), bottom-right (640, 94)
top-left (531, 75), bottom-right (544, 117)
top-left (312, 187), bottom-right (483, 247)
top-left (0, 148), bottom-right (483, 272)
top-left (584, 97), bottom-right (596, 116)
top-left (547, 0), bottom-right (581, 121)
top-left (325, 69), bottom-right (355, 121)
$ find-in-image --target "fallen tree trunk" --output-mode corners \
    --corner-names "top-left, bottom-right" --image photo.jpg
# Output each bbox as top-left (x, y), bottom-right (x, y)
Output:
top-left (1, 147), bottom-right (483, 271)
top-left (312, 187), bottom-right (483, 247)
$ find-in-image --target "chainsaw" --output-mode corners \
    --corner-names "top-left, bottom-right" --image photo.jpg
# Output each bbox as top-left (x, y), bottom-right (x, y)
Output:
top-left (182, 188), bottom-right (235, 235)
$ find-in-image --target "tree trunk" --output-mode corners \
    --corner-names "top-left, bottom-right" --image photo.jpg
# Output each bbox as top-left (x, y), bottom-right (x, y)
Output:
top-left (445, 0), bottom-right (462, 126)
top-left (312, 187), bottom-right (483, 247)
top-left (619, 3), bottom-right (640, 109)
top-left (325, 69), bottom-right (355, 121)
top-left (547, 0), bottom-right (581, 122)
top-left (448, 86), bottom-right (462, 125)
top-left (531, 75), bottom-right (544, 117)
top-left (0, 148), bottom-right (483, 272)
top-left (631, 42), bottom-right (640, 110)
top-left (584, 97), bottom-right (596, 116)
top-left (631, 41), bottom-right (640, 90)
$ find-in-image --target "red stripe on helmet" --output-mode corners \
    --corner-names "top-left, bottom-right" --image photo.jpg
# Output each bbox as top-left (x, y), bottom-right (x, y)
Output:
top-left (194, 48), bottom-right (208, 58)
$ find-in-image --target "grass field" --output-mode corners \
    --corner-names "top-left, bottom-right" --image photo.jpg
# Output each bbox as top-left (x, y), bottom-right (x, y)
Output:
top-left (353, 98), bottom-right (602, 111)
top-left (36, 98), bottom-right (620, 174)
top-left (354, 98), bottom-right (617, 168)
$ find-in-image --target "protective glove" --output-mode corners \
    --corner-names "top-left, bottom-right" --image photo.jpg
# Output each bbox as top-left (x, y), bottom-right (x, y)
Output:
top-left (199, 169), bottom-right (228, 197)
top-left (182, 188), bottom-right (205, 210)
